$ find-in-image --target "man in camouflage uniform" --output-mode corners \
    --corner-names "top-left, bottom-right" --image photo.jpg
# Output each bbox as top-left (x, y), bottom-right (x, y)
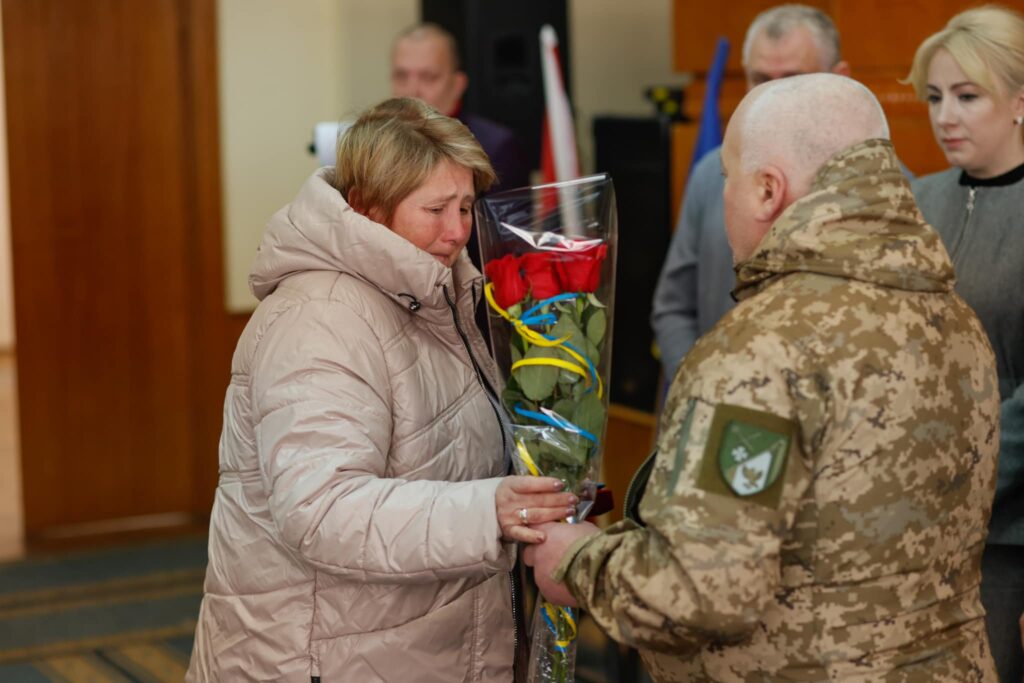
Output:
top-left (524, 74), bottom-right (1000, 680)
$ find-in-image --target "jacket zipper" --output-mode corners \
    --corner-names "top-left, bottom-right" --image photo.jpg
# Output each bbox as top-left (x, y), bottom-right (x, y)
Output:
top-left (441, 284), bottom-right (525, 678)
top-left (950, 186), bottom-right (977, 268)
top-left (509, 564), bottom-right (529, 682)
top-left (623, 449), bottom-right (658, 526)
top-left (441, 284), bottom-right (514, 467)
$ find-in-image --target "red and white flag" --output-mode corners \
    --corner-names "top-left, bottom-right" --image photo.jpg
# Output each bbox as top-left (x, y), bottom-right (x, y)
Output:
top-left (539, 24), bottom-right (581, 230)
top-left (539, 24), bottom-right (579, 185)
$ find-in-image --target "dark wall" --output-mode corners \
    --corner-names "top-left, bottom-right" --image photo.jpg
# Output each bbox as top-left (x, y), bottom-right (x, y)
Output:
top-left (594, 117), bottom-right (672, 412)
top-left (421, 0), bottom-right (569, 171)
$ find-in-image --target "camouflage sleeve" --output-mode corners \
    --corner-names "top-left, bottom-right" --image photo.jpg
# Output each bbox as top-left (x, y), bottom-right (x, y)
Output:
top-left (556, 331), bottom-right (819, 653)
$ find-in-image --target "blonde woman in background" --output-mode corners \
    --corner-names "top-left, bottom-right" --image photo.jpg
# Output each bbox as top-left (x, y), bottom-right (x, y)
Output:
top-left (907, 7), bottom-right (1024, 681)
top-left (186, 98), bottom-right (577, 682)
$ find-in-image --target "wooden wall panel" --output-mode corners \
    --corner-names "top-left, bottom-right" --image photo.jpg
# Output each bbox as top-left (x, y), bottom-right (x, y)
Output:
top-left (601, 405), bottom-right (657, 525)
top-left (4, 0), bottom-right (237, 543)
top-left (671, 0), bottom-right (1024, 207)
top-left (835, 0), bottom-right (975, 72)
top-left (674, 0), bottom-right (830, 74)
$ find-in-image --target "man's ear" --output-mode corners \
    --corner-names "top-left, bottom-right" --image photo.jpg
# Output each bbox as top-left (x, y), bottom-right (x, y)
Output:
top-left (453, 70), bottom-right (469, 101)
top-left (831, 60), bottom-right (852, 78)
top-left (754, 166), bottom-right (788, 223)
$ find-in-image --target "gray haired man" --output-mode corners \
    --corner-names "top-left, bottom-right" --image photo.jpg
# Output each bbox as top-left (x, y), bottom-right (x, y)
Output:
top-left (651, 5), bottom-right (849, 381)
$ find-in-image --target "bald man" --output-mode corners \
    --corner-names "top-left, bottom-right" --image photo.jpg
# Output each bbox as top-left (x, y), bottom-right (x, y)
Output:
top-left (525, 74), bottom-right (1000, 681)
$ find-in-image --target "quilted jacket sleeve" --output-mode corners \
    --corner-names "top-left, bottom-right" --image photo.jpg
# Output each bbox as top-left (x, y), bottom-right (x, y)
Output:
top-left (250, 298), bottom-right (513, 583)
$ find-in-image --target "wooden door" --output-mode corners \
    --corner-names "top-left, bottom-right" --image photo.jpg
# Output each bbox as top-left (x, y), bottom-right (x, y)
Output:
top-left (4, 0), bottom-right (237, 545)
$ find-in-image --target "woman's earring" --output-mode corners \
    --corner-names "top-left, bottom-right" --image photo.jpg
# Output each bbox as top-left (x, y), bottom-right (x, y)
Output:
top-left (1016, 116), bottom-right (1024, 125)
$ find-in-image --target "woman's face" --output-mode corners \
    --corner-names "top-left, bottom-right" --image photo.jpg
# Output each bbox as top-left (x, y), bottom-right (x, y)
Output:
top-left (371, 160), bottom-right (475, 268)
top-left (926, 48), bottom-right (1024, 178)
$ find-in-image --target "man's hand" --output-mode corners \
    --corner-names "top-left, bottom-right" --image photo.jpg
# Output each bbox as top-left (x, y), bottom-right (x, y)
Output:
top-left (522, 521), bottom-right (600, 607)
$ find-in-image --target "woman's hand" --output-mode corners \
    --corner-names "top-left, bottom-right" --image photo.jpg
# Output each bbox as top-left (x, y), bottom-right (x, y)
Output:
top-left (496, 476), bottom-right (578, 544)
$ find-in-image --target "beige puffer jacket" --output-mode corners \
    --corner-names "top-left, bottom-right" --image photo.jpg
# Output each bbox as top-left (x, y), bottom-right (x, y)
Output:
top-left (187, 168), bottom-right (516, 682)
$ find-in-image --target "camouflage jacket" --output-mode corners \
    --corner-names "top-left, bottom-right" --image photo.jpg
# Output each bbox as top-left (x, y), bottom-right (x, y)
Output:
top-left (557, 140), bottom-right (1000, 681)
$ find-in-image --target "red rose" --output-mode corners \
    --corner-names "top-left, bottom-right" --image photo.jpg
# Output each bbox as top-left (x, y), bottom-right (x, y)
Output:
top-left (521, 252), bottom-right (562, 301)
top-left (484, 254), bottom-right (528, 309)
top-left (555, 244), bottom-right (607, 293)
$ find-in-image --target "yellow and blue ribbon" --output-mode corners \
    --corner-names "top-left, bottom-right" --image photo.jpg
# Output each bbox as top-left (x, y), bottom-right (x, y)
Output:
top-left (484, 283), bottom-right (603, 399)
top-left (542, 602), bottom-right (578, 654)
top-left (513, 404), bottom-right (597, 443)
top-left (488, 281), bottom-right (606, 658)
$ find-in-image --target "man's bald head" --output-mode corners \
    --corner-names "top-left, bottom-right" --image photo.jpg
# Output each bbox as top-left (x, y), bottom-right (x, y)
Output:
top-left (721, 74), bottom-right (890, 263)
top-left (737, 73), bottom-right (890, 194)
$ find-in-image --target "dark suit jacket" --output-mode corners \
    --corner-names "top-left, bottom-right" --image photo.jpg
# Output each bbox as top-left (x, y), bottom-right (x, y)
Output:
top-left (458, 112), bottom-right (530, 193)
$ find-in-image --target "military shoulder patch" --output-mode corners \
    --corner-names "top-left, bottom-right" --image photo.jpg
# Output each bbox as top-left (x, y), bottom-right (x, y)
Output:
top-left (696, 404), bottom-right (796, 509)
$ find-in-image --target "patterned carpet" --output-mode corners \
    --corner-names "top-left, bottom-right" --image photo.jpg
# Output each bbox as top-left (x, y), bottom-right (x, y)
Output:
top-left (0, 537), bottom-right (206, 682)
top-left (0, 535), bottom-right (644, 682)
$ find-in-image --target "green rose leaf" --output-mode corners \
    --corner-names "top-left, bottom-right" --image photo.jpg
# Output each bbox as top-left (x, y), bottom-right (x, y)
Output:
top-left (510, 344), bottom-right (523, 365)
top-left (551, 399), bottom-right (577, 422)
top-left (567, 439), bottom-right (591, 468)
top-left (510, 331), bottom-right (526, 355)
top-left (501, 386), bottom-right (523, 413)
top-left (554, 301), bottom-right (575, 316)
top-left (585, 338), bottom-right (601, 368)
top-left (507, 303), bottom-right (522, 319)
top-left (551, 316), bottom-right (587, 356)
top-left (586, 293), bottom-right (606, 308)
top-left (586, 309), bottom-right (607, 346)
top-left (574, 391), bottom-right (607, 438)
top-left (515, 345), bottom-right (561, 401)
top-left (533, 440), bottom-right (576, 468)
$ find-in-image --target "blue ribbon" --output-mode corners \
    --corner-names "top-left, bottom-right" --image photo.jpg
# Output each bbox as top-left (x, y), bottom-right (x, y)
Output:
top-left (513, 404), bottom-right (597, 443)
top-left (520, 293), bottom-right (580, 321)
top-left (541, 605), bottom-right (574, 654)
top-left (520, 312), bottom-right (557, 326)
top-left (516, 293), bottom-right (600, 394)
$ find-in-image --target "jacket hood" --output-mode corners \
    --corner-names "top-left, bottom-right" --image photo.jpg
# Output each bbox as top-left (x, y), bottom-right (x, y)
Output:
top-left (249, 167), bottom-right (481, 310)
top-left (733, 139), bottom-right (955, 301)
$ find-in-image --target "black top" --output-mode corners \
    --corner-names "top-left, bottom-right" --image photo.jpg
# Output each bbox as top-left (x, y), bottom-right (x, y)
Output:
top-left (959, 159), bottom-right (1024, 187)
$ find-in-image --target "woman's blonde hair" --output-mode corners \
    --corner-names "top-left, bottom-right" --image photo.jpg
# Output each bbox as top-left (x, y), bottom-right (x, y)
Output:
top-left (905, 5), bottom-right (1024, 100)
top-left (333, 98), bottom-right (496, 223)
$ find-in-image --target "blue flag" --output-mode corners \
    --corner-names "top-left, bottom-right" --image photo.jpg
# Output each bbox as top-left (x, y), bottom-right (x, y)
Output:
top-left (691, 36), bottom-right (730, 171)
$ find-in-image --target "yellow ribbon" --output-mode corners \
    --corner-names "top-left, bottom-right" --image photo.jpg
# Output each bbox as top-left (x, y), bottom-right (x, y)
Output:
top-left (489, 281), bottom-right (592, 652)
top-left (485, 283), bottom-right (604, 398)
top-left (544, 601), bottom-right (578, 649)
top-left (516, 436), bottom-right (579, 650)
top-left (511, 357), bottom-right (589, 383)
top-left (515, 439), bottom-right (541, 477)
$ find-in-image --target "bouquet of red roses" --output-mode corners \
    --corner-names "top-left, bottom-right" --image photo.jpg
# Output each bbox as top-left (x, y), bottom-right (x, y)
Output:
top-left (476, 174), bottom-right (617, 683)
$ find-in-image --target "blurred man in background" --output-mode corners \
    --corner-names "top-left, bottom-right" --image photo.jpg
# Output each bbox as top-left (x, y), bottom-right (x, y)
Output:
top-left (391, 23), bottom-right (530, 195)
top-left (651, 5), bottom-right (849, 381)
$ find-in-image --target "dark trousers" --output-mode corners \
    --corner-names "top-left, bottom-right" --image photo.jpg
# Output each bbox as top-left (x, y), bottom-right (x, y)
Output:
top-left (981, 544), bottom-right (1024, 683)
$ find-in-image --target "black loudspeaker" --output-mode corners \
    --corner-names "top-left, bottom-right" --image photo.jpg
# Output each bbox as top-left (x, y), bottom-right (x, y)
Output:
top-left (594, 117), bottom-right (672, 413)
top-left (421, 0), bottom-right (569, 171)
